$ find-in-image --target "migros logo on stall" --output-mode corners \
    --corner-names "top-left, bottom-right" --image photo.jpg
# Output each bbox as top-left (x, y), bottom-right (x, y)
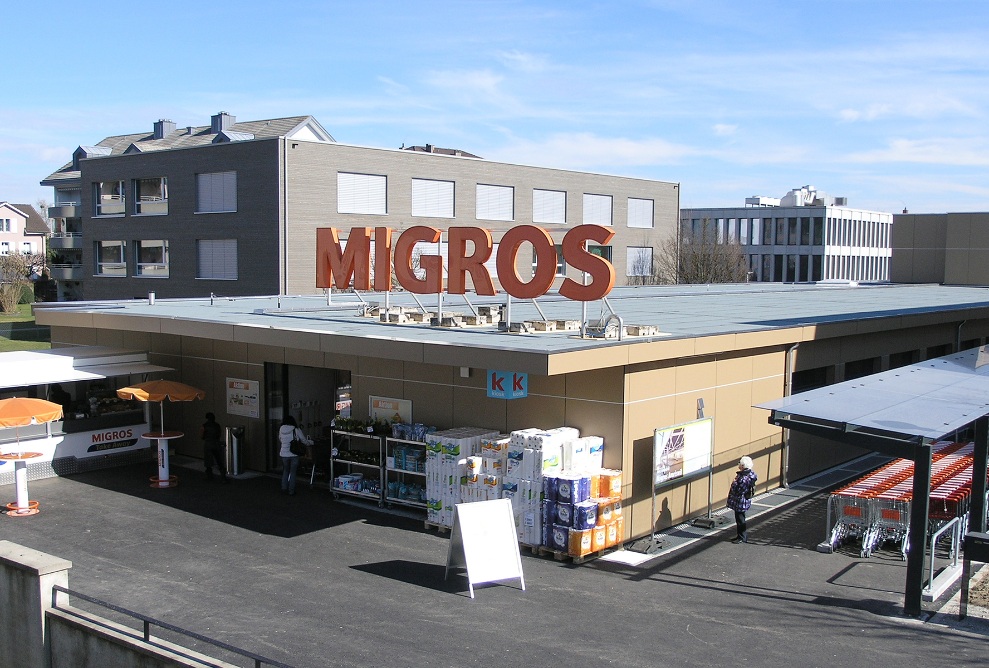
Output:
top-left (315, 224), bottom-right (616, 301)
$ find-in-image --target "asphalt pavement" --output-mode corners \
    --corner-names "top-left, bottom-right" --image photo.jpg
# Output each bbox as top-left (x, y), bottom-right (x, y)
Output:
top-left (1, 455), bottom-right (987, 668)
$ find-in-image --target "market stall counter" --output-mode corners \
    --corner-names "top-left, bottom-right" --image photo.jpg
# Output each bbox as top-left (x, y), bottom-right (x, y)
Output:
top-left (0, 347), bottom-right (172, 486)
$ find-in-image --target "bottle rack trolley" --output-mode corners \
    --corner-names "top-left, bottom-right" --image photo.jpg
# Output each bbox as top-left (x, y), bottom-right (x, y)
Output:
top-left (383, 437), bottom-right (428, 510)
top-left (329, 430), bottom-right (383, 505)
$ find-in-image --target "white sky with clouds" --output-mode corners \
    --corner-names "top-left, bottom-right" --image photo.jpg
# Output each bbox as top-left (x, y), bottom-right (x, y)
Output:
top-left (4, 0), bottom-right (989, 213)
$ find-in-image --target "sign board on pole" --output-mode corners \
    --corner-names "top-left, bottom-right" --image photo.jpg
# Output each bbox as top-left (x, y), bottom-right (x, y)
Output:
top-left (445, 498), bottom-right (526, 598)
top-left (654, 417), bottom-right (714, 487)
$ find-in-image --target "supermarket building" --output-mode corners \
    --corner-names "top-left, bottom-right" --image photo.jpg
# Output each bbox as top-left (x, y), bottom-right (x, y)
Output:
top-left (33, 280), bottom-right (989, 542)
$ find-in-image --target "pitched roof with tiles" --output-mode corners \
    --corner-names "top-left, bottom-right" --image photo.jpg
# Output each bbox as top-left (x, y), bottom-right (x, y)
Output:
top-left (0, 202), bottom-right (49, 234)
top-left (41, 115), bottom-right (333, 185)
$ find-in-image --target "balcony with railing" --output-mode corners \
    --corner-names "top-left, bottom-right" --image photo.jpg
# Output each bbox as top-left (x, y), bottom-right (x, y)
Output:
top-left (49, 232), bottom-right (84, 249)
top-left (49, 203), bottom-right (80, 218)
top-left (50, 263), bottom-right (86, 281)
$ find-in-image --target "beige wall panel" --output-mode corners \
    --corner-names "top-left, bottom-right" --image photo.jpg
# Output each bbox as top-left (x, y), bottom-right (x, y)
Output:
top-left (160, 319), bottom-right (234, 341)
top-left (803, 321), bottom-right (857, 341)
top-left (627, 398), bottom-right (676, 443)
top-left (715, 353), bottom-right (754, 386)
top-left (453, 367), bottom-right (488, 390)
top-left (945, 215), bottom-right (972, 249)
top-left (285, 346), bottom-right (325, 368)
top-left (507, 394), bottom-right (566, 432)
top-left (216, 341), bottom-right (249, 363)
top-left (526, 373), bottom-right (565, 396)
top-left (786, 433), bottom-right (869, 480)
top-left (94, 328), bottom-right (127, 348)
top-left (120, 330), bottom-right (152, 351)
top-left (563, 398), bottom-right (623, 466)
top-left (423, 346), bottom-right (547, 375)
top-left (627, 338), bottom-right (696, 364)
top-left (672, 389), bottom-right (708, 428)
top-left (90, 313), bottom-right (162, 334)
top-left (328, 336), bottom-right (424, 363)
top-left (674, 356), bottom-right (717, 393)
top-left (793, 342), bottom-right (839, 370)
top-left (359, 356), bottom-right (404, 380)
top-left (352, 375), bottom-right (406, 415)
top-left (322, 351), bottom-right (359, 372)
top-left (247, 344), bottom-right (285, 365)
top-left (404, 362), bottom-right (454, 385)
top-left (547, 346), bottom-right (628, 375)
top-left (452, 389), bottom-right (509, 432)
top-left (733, 329), bottom-right (799, 350)
top-left (35, 311), bottom-right (95, 329)
top-left (890, 248), bottom-right (914, 282)
top-left (713, 383), bottom-right (753, 449)
top-left (749, 377), bottom-right (785, 441)
top-left (181, 336), bottom-right (214, 360)
top-left (626, 362), bottom-right (676, 402)
top-left (693, 334), bottom-right (736, 356)
top-left (404, 381), bottom-right (455, 428)
top-left (151, 333), bottom-right (182, 356)
top-left (565, 367), bottom-right (625, 402)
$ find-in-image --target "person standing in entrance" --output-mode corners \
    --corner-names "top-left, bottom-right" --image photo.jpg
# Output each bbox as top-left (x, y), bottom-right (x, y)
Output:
top-left (727, 456), bottom-right (758, 543)
top-left (202, 412), bottom-right (229, 483)
top-left (278, 415), bottom-right (312, 496)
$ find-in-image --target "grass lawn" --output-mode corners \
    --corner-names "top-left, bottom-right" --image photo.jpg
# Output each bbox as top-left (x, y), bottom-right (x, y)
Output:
top-left (0, 303), bottom-right (51, 351)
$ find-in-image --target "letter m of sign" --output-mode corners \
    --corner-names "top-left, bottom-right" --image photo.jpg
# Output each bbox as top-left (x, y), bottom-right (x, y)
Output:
top-left (316, 228), bottom-right (373, 290)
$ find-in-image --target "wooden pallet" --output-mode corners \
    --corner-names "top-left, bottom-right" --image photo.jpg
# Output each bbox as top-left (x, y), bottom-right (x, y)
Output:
top-left (423, 520), bottom-right (450, 533)
top-left (536, 545), bottom-right (617, 564)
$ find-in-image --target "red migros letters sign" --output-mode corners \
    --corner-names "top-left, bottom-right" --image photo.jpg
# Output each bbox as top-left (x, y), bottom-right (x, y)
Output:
top-left (315, 224), bottom-right (616, 301)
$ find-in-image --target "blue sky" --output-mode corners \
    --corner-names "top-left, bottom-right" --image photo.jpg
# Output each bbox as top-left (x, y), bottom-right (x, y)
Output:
top-left (4, 0), bottom-right (989, 214)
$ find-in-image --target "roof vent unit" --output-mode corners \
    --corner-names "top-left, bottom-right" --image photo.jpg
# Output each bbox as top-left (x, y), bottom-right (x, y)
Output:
top-left (210, 111), bottom-right (236, 134)
top-left (153, 119), bottom-right (176, 139)
top-left (834, 197), bottom-right (848, 206)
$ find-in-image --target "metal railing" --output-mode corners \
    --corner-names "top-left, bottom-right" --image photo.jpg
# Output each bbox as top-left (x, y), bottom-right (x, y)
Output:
top-left (51, 585), bottom-right (294, 668)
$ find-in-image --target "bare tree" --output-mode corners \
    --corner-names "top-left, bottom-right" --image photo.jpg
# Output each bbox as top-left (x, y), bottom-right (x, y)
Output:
top-left (0, 253), bottom-right (39, 312)
top-left (653, 225), bottom-right (749, 285)
top-left (36, 198), bottom-right (53, 234)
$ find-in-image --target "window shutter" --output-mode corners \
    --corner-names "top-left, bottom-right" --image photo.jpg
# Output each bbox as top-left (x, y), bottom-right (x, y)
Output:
top-left (412, 179), bottom-right (454, 218)
top-left (583, 194), bottom-right (612, 225)
top-left (338, 173), bottom-right (387, 214)
top-left (533, 189), bottom-right (566, 224)
top-left (475, 184), bottom-right (514, 221)
top-left (627, 198), bottom-right (654, 228)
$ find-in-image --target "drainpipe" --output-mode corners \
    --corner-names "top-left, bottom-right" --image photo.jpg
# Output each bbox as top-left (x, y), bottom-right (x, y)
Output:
top-left (956, 320), bottom-right (968, 353)
top-left (781, 342), bottom-right (800, 488)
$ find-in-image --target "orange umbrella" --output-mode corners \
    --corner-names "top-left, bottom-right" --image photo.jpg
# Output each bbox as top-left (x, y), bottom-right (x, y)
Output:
top-left (0, 397), bottom-right (63, 428)
top-left (117, 380), bottom-right (206, 433)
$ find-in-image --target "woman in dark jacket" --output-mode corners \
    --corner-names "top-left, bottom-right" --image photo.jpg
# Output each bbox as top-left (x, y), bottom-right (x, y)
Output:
top-left (726, 456), bottom-right (758, 543)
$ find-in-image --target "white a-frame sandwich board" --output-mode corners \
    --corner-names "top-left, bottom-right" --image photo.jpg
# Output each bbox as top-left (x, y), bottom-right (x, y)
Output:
top-left (445, 498), bottom-right (526, 598)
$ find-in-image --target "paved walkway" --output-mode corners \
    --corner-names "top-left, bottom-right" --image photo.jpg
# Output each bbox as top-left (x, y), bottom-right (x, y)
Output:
top-left (1, 454), bottom-right (987, 668)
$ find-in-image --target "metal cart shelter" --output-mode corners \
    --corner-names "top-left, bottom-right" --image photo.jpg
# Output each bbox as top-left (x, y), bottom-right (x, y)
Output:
top-left (759, 347), bottom-right (989, 617)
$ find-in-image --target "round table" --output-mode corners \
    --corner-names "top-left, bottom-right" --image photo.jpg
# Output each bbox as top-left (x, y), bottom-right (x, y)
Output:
top-left (0, 452), bottom-right (44, 517)
top-left (144, 431), bottom-right (184, 488)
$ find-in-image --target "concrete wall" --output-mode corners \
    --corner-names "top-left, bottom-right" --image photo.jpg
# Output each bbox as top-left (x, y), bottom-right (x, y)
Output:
top-left (0, 540), bottom-right (236, 668)
top-left (890, 212), bottom-right (989, 285)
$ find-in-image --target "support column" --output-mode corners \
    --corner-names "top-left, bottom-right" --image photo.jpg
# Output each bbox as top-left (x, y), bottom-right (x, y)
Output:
top-left (904, 443), bottom-right (932, 617)
top-left (972, 416), bottom-right (989, 535)
top-left (0, 541), bottom-right (72, 668)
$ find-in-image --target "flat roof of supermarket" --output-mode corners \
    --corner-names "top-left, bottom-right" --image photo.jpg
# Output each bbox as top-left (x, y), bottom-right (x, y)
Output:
top-left (35, 283), bottom-right (989, 373)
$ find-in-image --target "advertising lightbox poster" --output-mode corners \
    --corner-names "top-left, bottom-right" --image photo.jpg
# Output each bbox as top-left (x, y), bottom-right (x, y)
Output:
top-left (226, 378), bottom-right (260, 418)
top-left (370, 396), bottom-right (412, 424)
top-left (654, 417), bottom-right (713, 486)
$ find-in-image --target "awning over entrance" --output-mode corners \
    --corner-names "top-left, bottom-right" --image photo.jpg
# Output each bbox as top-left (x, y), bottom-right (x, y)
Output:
top-left (756, 346), bottom-right (989, 617)
top-left (0, 346), bottom-right (172, 391)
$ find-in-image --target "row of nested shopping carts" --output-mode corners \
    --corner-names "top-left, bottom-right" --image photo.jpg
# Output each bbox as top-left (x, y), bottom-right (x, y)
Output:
top-left (824, 441), bottom-right (986, 559)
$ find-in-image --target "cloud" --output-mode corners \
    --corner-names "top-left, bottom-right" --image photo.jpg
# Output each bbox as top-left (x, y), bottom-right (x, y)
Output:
top-left (495, 50), bottom-right (549, 73)
top-left (847, 138), bottom-right (989, 166)
top-left (484, 132), bottom-right (700, 171)
top-left (713, 124), bottom-right (737, 136)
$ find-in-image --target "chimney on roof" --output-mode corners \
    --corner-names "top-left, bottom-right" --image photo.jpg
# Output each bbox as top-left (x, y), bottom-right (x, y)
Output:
top-left (187, 126), bottom-right (194, 135)
top-left (153, 119), bottom-right (176, 140)
top-left (210, 112), bottom-right (236, 134)
top-left (425, 144), bottom-right (434, 153)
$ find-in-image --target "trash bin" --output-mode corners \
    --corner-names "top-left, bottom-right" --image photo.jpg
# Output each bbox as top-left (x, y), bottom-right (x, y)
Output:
top-left (226, 426), bottom-right (245, 476)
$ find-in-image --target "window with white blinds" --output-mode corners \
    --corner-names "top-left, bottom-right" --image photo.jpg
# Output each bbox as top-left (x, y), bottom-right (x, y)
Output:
top-left (197, 239), bottom-right (238, 279)
top-left (533, 189), bottom-right (566, 224)
top-left (475, 184), bottom-right (514, 221)
top-left (627, 198), bottom-right (654, 228)
top-left (196, 172), bottom-right (237, 213)
top-left (583, 194), bottom-right (612, 226)
top-left (626, 246), bottom-right (654, 276)
top-left (337, 173), bottom-right (387, 215)
top-left (412, 178), bottom-right (454, 218)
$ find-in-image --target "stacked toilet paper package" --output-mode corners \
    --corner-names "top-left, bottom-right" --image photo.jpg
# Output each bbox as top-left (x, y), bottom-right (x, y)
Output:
top-left (425, 427), bottom-right (501, 527)
top-left (425, 423), bottom-right (624, 558)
